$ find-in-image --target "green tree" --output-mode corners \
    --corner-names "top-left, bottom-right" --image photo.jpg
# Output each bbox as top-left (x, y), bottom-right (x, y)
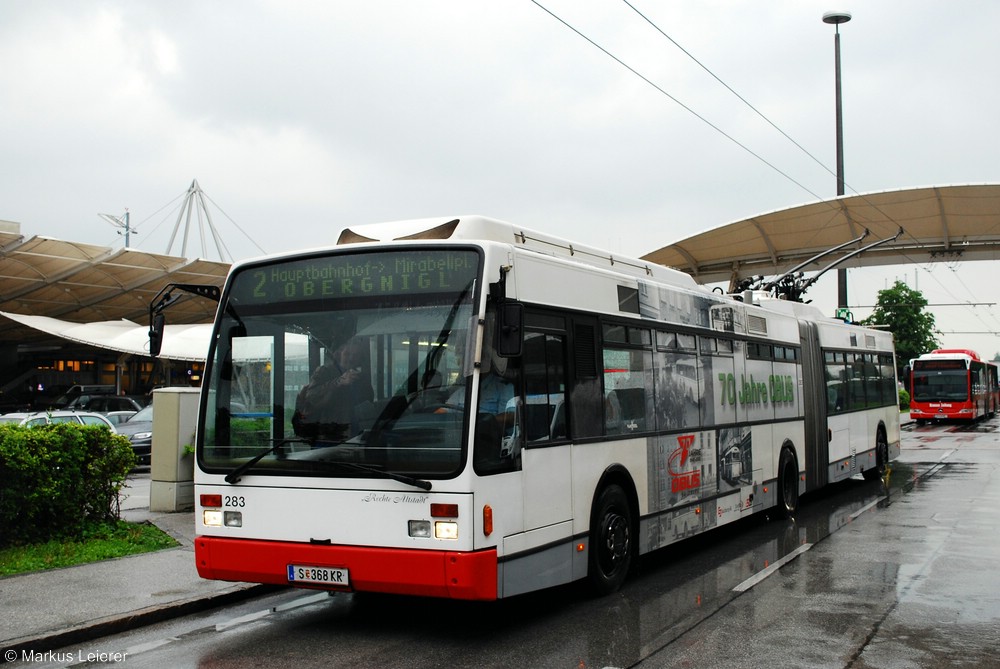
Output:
top-left (860, 280), bottom-right (940, 373)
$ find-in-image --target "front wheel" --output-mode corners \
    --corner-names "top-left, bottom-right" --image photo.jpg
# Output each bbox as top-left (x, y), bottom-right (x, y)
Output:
top-left (588, 484), bottom-right (634, 595)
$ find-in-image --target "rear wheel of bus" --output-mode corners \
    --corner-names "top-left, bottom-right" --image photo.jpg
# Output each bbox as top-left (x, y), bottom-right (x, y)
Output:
top-left (863, 428), bottom-right (889, 482)
top-left (589, 483), bottom-right (635, 595)
top-left (776, 448), bottom-right (799, 518)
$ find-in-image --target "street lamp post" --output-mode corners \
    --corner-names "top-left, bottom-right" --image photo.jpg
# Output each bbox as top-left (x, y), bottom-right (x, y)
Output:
top-left (823, 10), bottom-right (851, 311)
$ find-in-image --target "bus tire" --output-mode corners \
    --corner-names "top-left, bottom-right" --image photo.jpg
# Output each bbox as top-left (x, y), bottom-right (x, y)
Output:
top-left (588, 484), bottom-right (634, 595)
top-left (863, 429), bottom-right (889, 482)
top-left (776, 448), bottom-right (799, 518)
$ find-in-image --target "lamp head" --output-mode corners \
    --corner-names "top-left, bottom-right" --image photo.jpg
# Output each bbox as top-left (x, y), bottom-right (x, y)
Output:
top-left (822, 11), bottom-right (852, 25)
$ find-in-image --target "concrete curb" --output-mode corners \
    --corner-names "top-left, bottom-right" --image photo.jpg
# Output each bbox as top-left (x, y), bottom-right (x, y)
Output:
top-left (3, 583), bottom-right (279, 657)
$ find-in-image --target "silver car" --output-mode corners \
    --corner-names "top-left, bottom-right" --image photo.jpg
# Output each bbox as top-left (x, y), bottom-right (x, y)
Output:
top-left (0, 410), bottom-right (117, 431)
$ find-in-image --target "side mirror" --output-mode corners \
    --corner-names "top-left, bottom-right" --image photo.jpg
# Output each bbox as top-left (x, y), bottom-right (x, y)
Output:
top-left (146, 283), bottom-right (222, 358)
top-left (495, 302), bottom-right (523, 358)
top-left (149, 312), bottom-right (165, 357)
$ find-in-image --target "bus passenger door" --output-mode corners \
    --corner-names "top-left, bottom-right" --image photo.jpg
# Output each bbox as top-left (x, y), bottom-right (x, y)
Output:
top-left (497, 321), bottom-right (574, 595)
top-left (520, 327), bottom-right (572, 531)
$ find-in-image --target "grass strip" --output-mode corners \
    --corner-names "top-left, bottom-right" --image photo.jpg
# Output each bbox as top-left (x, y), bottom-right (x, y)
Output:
top-left (0, 520), bottom-right (179, 576)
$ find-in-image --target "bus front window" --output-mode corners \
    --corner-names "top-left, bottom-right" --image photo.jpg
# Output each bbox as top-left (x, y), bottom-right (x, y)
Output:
top-left (912, 369), bottom-right (969, 402)
top-left (201, 249), bottom-right (481, 481)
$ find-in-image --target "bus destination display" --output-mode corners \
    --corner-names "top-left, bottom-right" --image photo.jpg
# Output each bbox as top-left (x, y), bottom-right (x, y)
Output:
top-left (231, 250), bottom-right (480, 303)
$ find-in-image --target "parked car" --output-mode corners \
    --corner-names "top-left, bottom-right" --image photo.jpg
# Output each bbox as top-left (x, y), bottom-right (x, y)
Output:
top-left (65, 395), bottom-right (144, 413)
top-left (116, 405), bottom-right (153, 466)
top-left (0, 410), bottom-right (117, 431)
top-left (104, 410), bottom-right (138, 426)
top-left (48, 384), bottom-right (117, 409)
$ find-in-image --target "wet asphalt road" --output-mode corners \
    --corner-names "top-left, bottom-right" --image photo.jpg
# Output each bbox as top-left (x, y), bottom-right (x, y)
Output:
top-left (16, 415), bottom-right (1000, 669)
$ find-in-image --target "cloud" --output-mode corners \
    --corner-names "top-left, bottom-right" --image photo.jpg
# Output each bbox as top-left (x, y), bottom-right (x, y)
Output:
top-left (1, 0), bottom-right (998, 354)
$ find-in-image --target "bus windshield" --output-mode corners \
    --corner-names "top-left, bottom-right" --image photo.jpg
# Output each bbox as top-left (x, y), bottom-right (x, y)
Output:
top-left (912, 365), bottom-right (969, 402)
top-left (200, 247), bottom-right (482, 481)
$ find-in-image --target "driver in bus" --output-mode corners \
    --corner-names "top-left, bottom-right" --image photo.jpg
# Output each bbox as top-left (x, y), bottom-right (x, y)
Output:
top-left (292, 336), bottom-right (374, 441)
top-left (436, 329), bottom-right (520, 471)
top-left (436, 333), bottom-right (516, 428)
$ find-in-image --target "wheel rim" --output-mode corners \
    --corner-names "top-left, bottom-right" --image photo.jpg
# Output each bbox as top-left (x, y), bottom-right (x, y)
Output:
top-left (599, 511), bottom-right (630, 576)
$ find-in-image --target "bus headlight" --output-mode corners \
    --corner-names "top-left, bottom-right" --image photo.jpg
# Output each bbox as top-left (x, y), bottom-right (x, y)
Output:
top-left (408, 520), bottom-right (432, 538)
top-left (408, 520), bottom-right (458, 539)
top-left (434, 521), bottom-right (458, 540)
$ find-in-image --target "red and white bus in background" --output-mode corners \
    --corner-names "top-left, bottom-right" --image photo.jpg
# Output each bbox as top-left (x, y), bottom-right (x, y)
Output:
top-left (907, 349), bottom-right (998, 423)
top-left (165, 216), bottom-right (899, 600)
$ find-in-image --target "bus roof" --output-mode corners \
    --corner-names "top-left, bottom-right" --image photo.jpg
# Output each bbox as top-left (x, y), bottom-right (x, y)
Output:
top-left (920, 349), bottom-right (981, 361)
top-left (929, 348), bottom-right (981, 360)
top-left (334, 215), bottom-right (700, 290)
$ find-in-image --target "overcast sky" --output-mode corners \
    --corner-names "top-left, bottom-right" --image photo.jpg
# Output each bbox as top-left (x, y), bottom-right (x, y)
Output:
top-left (2, 1), bottom-right (998, 357)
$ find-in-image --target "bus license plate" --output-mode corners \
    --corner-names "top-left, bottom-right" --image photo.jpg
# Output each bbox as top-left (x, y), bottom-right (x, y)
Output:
top-left (287, 564), bottom-right (350, 586)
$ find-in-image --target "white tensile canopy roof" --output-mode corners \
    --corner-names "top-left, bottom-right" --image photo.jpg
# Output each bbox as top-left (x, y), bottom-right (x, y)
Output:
top-left (0, 312), bottom-right (212, 362)
top-left (641, 184), bottom-right (1000, 287)
top-left (3, 183), bottom-right (998, 359)
top-left (0, 229), bottom-right (228, 348)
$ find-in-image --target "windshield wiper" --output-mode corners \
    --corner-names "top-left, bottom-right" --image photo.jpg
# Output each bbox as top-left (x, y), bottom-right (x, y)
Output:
top-left (224, 437), bottom-right (312, 484)
top-left (312, 459), bottom-right (433, 491)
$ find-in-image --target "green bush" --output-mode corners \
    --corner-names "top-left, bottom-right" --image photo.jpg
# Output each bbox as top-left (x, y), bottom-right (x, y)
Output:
top-left (898, 387), bottom-right (911, 410)
top-left (0, 423), bottom-right (136, 547)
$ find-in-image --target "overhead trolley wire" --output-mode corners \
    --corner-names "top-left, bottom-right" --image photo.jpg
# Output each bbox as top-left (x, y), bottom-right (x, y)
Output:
top-left (528, 0), bottom-right (826, 204)
top-left (529, 0), bottom-right (921, 259)
top-left (615, 1), bottom-right (928, 253)
top-left (621, 0), bottom-right (833, 183)
top-left (532, 1), bottom-right (996, 335)
top-left (531, 2), bottom-right (993, 287)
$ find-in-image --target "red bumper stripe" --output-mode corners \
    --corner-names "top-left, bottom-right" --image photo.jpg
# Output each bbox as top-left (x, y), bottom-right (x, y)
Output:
top-left (196, 536), bottom-right (498, 601)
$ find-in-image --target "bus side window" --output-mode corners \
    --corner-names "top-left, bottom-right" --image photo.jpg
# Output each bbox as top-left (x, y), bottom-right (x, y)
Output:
top-left (473, 312), bottom-right (522, 476)
top-left (521, 331), bottom-right (568, 442)
top-left (601, 327), bottom-right (652, 436)
top-left (570, 320), bottom-right (603, 439)
top-left (825, 351), bottom-right (846, 414)
top-left (472, 364), bottom-right (521, 475)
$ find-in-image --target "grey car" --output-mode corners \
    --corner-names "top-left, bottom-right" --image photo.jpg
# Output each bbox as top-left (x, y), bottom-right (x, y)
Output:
top-left (116, 405), bottom-right (153, 466)
top-left (104, 410), bottom-right (138, 426)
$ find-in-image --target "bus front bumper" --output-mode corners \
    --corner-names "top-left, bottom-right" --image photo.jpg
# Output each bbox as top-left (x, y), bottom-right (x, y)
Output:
top-left (195, 536), bottom-right (498, 601)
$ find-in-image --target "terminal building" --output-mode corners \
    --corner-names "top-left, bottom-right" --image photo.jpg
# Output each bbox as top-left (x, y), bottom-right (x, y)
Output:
top-left (0, 219), bottom-right (229, 411)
